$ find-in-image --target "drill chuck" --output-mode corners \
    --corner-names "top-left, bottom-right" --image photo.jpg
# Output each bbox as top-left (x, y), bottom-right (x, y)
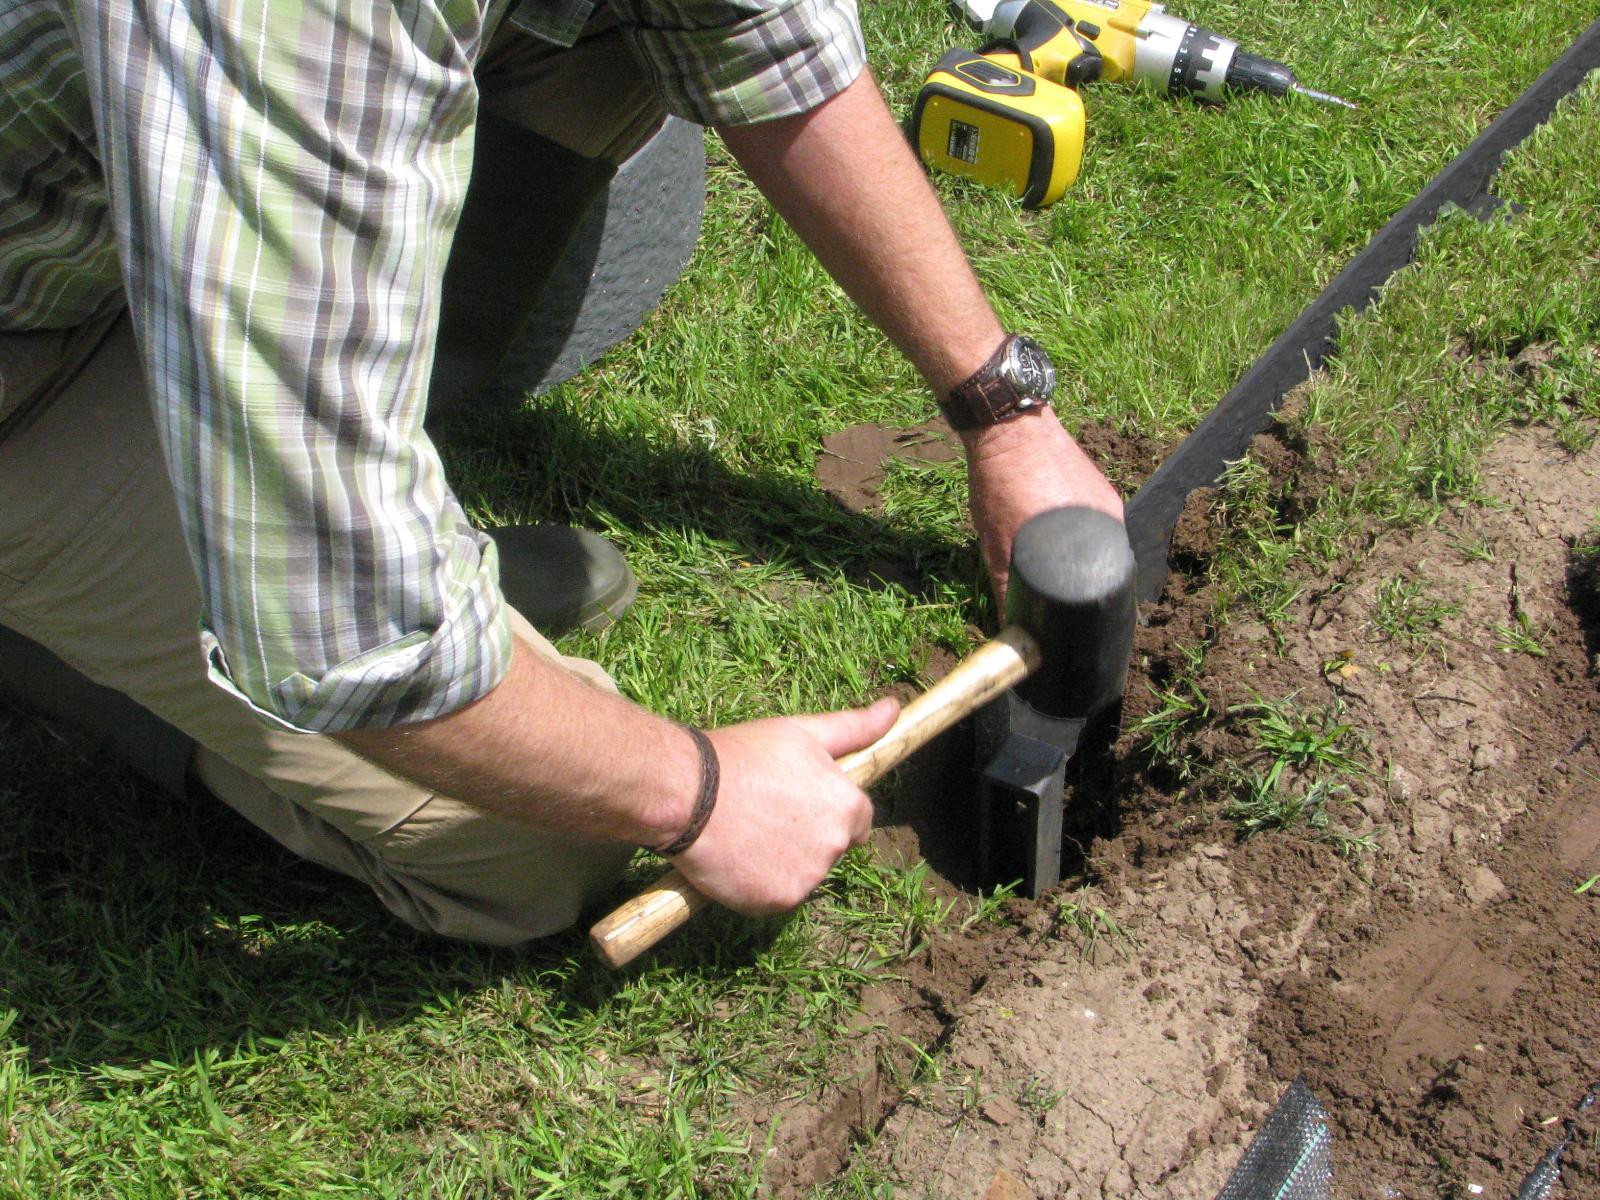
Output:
top-left (1225, 50), bottom-right (1357, 107)
top-left (1225, 49), bottom-right (1297, 96)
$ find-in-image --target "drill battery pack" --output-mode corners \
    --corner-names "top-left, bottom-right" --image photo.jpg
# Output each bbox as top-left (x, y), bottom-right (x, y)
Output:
top-left (910, 48), bottom-right (1085, 207)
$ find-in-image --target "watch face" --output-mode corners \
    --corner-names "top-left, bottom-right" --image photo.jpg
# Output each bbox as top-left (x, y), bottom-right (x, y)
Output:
top-left (1005, 336), bottom-right (1057, 400)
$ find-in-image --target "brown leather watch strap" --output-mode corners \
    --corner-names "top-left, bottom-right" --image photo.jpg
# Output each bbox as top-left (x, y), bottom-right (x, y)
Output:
top-left (939, 335), bottom-right (1052, 432)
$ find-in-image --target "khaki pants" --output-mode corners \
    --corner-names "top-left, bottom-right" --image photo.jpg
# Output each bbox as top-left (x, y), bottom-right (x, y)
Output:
top-left (0, 17), bottom-right (669, 945)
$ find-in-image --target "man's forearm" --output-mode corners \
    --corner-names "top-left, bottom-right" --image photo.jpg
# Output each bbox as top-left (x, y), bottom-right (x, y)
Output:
top-left (331, 634), bottom-right (900, 918)
top-left (719, 68), bottom-right (1124, 601)
top-left (334, 637), bottom-right (700, 847)
top-left (718, 68), bottom-right (1003, 398)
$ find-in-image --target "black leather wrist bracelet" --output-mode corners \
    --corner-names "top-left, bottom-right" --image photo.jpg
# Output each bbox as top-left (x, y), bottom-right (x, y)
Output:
top-left (652, 724), bottom-right (719, 856)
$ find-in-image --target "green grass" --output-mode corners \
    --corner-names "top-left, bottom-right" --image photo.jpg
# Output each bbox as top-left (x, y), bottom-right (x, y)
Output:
top-left (1495, 609), bottom-right (1551, 658)
top-left (1370, 572), bottom-right (1465, 659)
top-left (1215, 694), bottom-right (1372, 854)
top-left (1052, 888), bottom-right (1139, 960)
top-left (0, 729), bottom-right (958, 1197)
top-left (5, 3), bottom-right (1600, 1194)
top-left (1229, 693), bottom-right (1365, 784)
top-left (1132, 676), bottom-right (1212, 777)
top-left (1223, 774), bottom-right (1373, 858)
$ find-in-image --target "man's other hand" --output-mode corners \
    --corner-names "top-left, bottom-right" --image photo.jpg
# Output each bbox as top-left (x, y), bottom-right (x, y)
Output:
top-left (964, 410), bottom-right (1125, 608)
top-left (670, 697), bottom-right (900, 916)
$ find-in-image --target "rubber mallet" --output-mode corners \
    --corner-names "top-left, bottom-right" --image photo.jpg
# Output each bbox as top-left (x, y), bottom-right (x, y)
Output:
top-left (589, 505), bottom-right (1137, 969)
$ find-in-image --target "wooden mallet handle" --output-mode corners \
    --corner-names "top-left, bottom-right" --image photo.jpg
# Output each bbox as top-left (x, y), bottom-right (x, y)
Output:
top-left (587, 626), bottom-right (1042, 969)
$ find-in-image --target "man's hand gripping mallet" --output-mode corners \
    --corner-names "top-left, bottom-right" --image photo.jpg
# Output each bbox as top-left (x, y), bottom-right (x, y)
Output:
top-left (589, 505), bottom-right (1136, 969)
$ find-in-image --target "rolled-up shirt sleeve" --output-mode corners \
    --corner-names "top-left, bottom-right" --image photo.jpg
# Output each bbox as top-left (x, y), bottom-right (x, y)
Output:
top-left (603, 0), bottom-right (868, 126)
top-left (72, 0), bottom-right (512, 732)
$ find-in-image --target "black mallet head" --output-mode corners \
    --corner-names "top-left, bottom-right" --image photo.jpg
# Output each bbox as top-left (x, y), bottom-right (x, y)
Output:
top-left (1005, 506), bottom-right (1137, 719)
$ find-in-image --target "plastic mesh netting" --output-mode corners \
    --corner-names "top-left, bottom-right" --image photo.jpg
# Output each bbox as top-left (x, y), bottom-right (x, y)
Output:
top-left (1216, 1078), bottom-right (1333, 1200)
top-left (1516, 1082), bottom-right (1599, 1200)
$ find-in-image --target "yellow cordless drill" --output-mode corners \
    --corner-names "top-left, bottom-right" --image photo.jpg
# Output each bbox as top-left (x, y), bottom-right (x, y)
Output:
top-left (961, 0), bottom-right (1355, 106)
top-left (910, 0), bottom-right (1353, 206)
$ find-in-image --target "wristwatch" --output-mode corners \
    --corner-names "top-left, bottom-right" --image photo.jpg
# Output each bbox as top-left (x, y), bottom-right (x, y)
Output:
top-left (940, 335), bottom-right (1057, 432)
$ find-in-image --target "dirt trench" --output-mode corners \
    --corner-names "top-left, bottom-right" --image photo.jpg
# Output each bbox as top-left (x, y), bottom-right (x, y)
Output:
top-left (776, 413), bottom-right (1600, 1198)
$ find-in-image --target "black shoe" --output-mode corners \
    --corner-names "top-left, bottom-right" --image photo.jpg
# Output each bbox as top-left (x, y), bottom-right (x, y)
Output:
top-left (489, 524), bottom-right (637, 636)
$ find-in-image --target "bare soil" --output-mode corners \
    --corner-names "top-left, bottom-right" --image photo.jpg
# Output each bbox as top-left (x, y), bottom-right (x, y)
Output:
top-left (780, 412), bottom-right (1600, 1198)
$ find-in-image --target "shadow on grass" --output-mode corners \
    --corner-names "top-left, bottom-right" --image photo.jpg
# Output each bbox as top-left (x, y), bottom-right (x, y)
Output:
top-left (428, 384), bottom-right (989, 613)
top-left (0, 702), bottom-right (795, 1072)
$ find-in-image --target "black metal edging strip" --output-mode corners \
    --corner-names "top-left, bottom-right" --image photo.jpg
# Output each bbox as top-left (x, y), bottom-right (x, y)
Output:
top-left (1123, 17), bottom-right (1600, 604)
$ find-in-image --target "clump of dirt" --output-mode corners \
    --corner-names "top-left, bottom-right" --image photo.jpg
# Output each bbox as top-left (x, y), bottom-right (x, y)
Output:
top-left (777, 412), bottom-right (1600, 1197)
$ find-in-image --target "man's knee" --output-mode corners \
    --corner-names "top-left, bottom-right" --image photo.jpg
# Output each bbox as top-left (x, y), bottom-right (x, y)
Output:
top-left (194, 745), bottom-right (633, 946)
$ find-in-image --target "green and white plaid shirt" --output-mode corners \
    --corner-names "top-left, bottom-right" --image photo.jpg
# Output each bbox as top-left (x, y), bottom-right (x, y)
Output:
top-left (0, 0), bottom-right (865, 732)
